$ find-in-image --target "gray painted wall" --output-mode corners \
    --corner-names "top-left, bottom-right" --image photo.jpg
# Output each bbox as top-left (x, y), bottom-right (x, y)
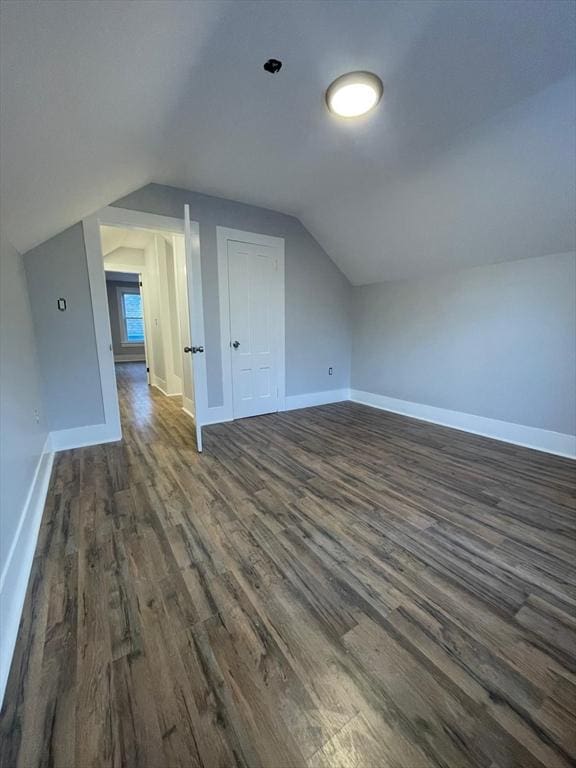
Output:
top-left (22, 185), bottom-right (352, 427)
top-left (112, 184), bottom-right (353, 406)
top-left (352, 252), bottom-right (576, 435)
top-left (24, 224), bottom-right (104, 430)
top-left (0, 232), bottom-right (48, 571)
top-left (106, 276), bottom-right (145, 361)
top-left (24, 182), bottom-right (572, 440)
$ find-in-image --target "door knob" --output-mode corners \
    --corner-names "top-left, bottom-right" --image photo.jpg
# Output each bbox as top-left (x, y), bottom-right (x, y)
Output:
top-left (184, 346), bottom-right (192, 353)
top-left (232, 340), bottom-right (240, 349)
top-left (184, 346), bottom-right (204, 354)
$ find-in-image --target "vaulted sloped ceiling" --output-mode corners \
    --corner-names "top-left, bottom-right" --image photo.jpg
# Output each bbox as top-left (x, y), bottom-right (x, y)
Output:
top-left (99, 225), bottom-right (172, 257)
top-left (100, 227), bottom-right (154, 257)
top-left (1, 0), bottom-right (574, 283)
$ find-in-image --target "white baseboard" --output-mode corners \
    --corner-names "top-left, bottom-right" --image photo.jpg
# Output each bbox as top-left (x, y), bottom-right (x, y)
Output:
top-left (0, 437), bottom-right (54, 705)
top-left (185, 405), bottom-right (233, 427)
top-left (151, 373), bottom-right (181, 398)
top-left (182, 396), bottom-right (195, 417)
top-left (284, 388), bottom-right (350, 412)
top-left (166, 372), bottom-right (182, 395)
top-left (154, 384), bottom-right (182, 398)
top-left (197, 391), bottom-right (349, 427)
top-left (49, 422), bottom-right (121, 452)
top-left (350, 389), bottom-right (576, 459)
top-left (178, 387), bottom-right (574, 459)
top-left (150, 374), bottom-right (167, 392)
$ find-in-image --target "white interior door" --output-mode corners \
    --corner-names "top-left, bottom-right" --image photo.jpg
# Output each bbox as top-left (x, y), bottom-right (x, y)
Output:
top-left (228, 240), bottom-right (280, 419)
top-left (183, 205), bottom-right (207, 452)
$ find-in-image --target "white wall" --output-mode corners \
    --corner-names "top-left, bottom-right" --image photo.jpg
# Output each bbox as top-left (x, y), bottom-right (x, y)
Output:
top-left (154, 235), bottom-right (181, 395)
top-left (0, 232), bottom-right (51, 701)
top-left (143, 236), bottom-right (166, 390)
top-left (174, 234), bottom-right (195, 415)
top-left (165, 240), bottom-right (183, 381)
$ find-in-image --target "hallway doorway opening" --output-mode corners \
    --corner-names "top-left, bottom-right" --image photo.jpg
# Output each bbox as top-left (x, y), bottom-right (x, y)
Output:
top-left (84, 206), bottom-right (207, 452)
top-left (104, 269), bottom-right (147, 368)
top-left (100, 224), bottom-right (188, 398)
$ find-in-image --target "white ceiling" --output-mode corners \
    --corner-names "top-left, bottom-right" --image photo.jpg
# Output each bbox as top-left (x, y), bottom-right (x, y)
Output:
top-left (100, 226), bottom-right (155, 257)
top-left (1, 0), bottom-right (574, 283)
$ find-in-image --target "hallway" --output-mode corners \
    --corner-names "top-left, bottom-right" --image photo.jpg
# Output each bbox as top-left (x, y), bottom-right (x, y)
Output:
top-left (1, 364), bottom-right (575, 767)
top-left (116, 361), bottom-right (182, 426)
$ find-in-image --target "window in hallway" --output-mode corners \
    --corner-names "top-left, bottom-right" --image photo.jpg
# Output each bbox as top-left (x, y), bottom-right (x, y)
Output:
top-left (118, 287), bottom-right (144, 344)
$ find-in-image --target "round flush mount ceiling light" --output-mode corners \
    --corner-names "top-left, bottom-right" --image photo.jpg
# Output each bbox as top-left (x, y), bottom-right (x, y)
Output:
top-left (326, 71), bottom-right (383, 118)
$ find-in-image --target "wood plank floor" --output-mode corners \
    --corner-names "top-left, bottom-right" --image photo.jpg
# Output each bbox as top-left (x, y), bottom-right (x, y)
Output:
top-left (1, 362), bottom-right (575, 768)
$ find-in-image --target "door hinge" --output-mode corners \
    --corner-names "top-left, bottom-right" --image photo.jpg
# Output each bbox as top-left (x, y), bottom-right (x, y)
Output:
top-left (139, 281), bottom-right (143, 287)
top-left (146, 366), bottom-right (150, 373)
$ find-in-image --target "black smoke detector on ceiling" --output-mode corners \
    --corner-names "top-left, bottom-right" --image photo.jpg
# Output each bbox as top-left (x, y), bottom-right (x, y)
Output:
top-left (263, 58), bottom-right (282, 74)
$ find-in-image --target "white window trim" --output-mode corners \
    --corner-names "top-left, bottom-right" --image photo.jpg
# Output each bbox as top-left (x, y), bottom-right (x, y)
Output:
top-left (116, 285), bottom-right (144, 347)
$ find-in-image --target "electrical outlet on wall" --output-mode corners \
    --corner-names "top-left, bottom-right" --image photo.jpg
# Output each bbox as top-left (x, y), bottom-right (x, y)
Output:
top-left (33, 408), bottom-right (40, 424)
top-left (328, 367), bottom-right (333, 376)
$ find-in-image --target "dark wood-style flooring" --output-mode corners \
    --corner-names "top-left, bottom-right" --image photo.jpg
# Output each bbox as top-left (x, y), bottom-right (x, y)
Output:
top-left (1, 362), bottom-right (575, 767)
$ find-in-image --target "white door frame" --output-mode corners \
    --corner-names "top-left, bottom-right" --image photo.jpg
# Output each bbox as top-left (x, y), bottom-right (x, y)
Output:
top-left (83, 206), bottom-right (207, 441)
top-left (216, 226), bottom-right (285, 420)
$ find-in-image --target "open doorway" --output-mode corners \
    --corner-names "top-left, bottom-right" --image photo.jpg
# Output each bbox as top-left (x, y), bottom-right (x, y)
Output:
top-left (105, 271), bottom-right (147, 365)
top-left (88, 207), bottom-right (206, 451)
top-left (100, 225), bottom-right (185, 396)
top-left (101, 223), bottom-right (187, 397)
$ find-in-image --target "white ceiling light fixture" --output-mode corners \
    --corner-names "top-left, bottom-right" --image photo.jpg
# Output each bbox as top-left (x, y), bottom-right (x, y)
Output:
top-left (326, 71), bottom-right (383, 118)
